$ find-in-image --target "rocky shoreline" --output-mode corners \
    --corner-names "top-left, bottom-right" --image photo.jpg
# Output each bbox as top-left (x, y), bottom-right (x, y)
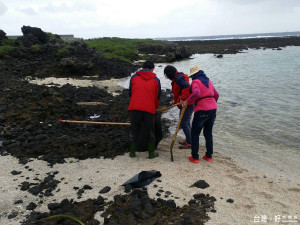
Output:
top-left (175, 36), bottom-right (300, 55)
top-left (1, 27), bottom-right (300, 224)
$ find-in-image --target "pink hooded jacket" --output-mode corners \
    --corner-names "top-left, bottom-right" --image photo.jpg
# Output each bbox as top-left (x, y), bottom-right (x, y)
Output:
top-left (187, 79), bottom-right (219, 112)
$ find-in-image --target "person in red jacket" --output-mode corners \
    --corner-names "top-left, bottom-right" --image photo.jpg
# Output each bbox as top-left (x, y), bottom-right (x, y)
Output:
top-left (164, 65), bottom-right (193, 149)
top-left (128, 61), bottom-right (161, 159)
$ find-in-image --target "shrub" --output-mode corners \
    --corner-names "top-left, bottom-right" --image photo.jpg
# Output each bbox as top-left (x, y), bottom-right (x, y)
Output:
top-left (84, 37), bottom-right (161, 62)
top-left (0, 45), bottom-right (14, 57)
top-left (47, 32), bottom-right (63, 43)
top-left (57, 46), bottom-right (74, 56)
top-left (0, 38), bottom-right (16, 46)
top-left (31, 44), bottom-right (41, 52)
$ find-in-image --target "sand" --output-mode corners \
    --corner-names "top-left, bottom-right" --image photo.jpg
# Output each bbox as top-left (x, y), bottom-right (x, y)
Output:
top-left (26, 76), bottom-right (126, 96)
top-left (0, 136), bottom-right (299, 225)
top-left (2, 77), bottom-right (299, 224)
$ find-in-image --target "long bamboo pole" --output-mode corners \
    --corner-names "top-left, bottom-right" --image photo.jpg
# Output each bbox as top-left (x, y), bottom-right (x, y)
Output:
top-left (76, 102), bottom-right (106, 106)
top-left (157, 102), bottom-right (181, 113)
top-left (58, 119), bottom-right (130, 125)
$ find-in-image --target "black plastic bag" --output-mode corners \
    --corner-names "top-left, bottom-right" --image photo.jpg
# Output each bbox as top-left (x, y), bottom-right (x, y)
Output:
top-left (122, 170), bottom-right (161, 188)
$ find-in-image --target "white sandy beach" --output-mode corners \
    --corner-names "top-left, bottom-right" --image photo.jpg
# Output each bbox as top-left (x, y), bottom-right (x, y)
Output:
top-left (1, 76), bottom-right (298, 224)
top-left (0, 136), bottom-right (299, 225)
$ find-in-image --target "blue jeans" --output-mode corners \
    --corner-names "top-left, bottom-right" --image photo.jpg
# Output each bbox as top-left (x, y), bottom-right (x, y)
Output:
top-left (191, 109), bottom-right (216, 160)
top-left (179, 105), bottom-right (193, 144)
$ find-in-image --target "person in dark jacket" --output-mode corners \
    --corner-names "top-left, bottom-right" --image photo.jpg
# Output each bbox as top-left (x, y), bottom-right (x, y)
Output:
top-left (164, 65), bottom-right (193, 149)
top-left (128, 61), bottom-right (161, 159)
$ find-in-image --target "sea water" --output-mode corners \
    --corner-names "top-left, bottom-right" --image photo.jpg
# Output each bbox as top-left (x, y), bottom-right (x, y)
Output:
top-left (155, 31), bottom-right (300, 41)
top-left (119, 46), bottom-right (300, 181)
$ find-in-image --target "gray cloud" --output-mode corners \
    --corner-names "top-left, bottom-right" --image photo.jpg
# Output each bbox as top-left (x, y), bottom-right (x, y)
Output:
top-left (0, 1), bottom-right (8, 15)
top-left (20, 7), bottom-right (37, 15)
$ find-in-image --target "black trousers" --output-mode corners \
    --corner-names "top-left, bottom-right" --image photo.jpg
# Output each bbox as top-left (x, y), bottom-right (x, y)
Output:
top-left (129, 110), bottom-right (156, 151)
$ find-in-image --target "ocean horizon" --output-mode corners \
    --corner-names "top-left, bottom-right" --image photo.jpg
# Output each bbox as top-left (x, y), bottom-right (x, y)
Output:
top-left (155, 31), bottom-right (300, 41)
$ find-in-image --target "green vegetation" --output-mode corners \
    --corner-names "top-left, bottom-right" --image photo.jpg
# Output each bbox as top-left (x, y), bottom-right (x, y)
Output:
top-left (0, 38), bottom-right (16, 57)
top-left (31, 44), bottom-right (41, 52)
top-left (84, 37), bottom-right (162, 62)
top-left (41, 214), bottom-right (85, 225)
top-left (0, 45), bottom-right (14, 57)
top-left (46, 32), bottom-right (64, 43)
top-left (57, 45), bottom-right (74, 56)
top-left (1, 38), bottom-right (16, 46)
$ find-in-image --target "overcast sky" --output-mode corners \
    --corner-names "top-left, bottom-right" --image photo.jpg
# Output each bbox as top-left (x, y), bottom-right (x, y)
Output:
top-left (1, 0), bottom-right (300, 39)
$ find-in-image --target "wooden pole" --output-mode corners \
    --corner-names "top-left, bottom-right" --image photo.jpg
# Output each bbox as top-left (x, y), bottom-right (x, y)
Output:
top-left (157, 103), bottom-right (181, 113)
top-left (59, 119), bottom-right (130, 125)
top-left (76, 102), bottom-right (106, 106)
top-left (170, 106), bottom-right (187, 162)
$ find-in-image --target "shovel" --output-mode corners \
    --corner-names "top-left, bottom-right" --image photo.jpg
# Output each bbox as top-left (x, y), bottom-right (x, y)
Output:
top-left (59, 119), bottom-right (130, 125)
top-left (169, 106), bottom-right (187, 162)
top-left (157, 103), bottom-right (181, 113)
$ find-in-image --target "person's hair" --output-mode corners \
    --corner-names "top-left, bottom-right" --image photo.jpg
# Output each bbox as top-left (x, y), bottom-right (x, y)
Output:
top-left (142, 60), bottom-right (155, 70)
top-left (164, 65), bottom-right (177, 80)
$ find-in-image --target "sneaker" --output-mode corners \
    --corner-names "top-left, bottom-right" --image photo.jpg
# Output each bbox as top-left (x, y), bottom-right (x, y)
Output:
top-left (189, 156), bottom-right (199, 164)
top-left (179, 143), bottom-right (191, 149)
top-left (202, 155), bottom-right (213, 162)
top-left (178, 140), bottom-right (187, 145)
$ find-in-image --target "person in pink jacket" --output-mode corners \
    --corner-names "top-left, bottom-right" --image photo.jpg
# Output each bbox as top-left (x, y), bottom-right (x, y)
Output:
top-left (182, 66), bottom-right (219, 163)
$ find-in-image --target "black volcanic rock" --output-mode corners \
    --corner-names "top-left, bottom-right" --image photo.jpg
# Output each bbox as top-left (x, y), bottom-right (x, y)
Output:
top-left (14, 199), bottom-right (23, 204)
top-left (226, 198), bottom-right (234, 203)
top-left (0, 77), bottom-right (172, 165)
top-left (176, 36), bottom-right (300, 55)
top-left (0, 29), bottom-right (8, 41)
top-left (26, 202), bottom-right (37, 210)
top-left (8, 213), bottom-right (18, 219)
top-left (20, 25), bottom-right (49, 45)
top-left (23, 198), bottom-right (103, 225)
top-left (11, 170), bottom-right (22, 175)
top-left (138, 42), bottom-right (192, 62)
top-left (3, 35), bottom-right (137, 79)
top-left (191, 180), bottom-right (210, 189)
top-left (99, 186), bottom-right (111, 194)
top-left (103, 189), bottom-right (215, 225)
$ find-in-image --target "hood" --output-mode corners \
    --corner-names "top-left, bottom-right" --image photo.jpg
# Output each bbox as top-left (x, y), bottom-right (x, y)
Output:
top-left (192, 70), bottom-right (209, 88)
top-left (136, 69), bottom-right (156, 81)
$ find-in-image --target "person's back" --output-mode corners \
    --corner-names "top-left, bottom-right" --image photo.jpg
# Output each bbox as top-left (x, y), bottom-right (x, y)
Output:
top-left (164, 65), bottom-right (194, 149)
top-left (128, 69), bottom-right (160, 114)
top-left (190, 75), bottom-right (218, 112)
top-left (128, 61), bottom-right (161, 159)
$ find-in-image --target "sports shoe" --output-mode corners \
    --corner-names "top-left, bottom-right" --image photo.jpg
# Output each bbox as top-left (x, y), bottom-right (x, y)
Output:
top-left (189, 156), bottom-right (199, 164)
top-left (202, 155), bottom-right (213, 162)
top-left (179, 143), bottom-right (192, 149)
top-left (178, 140), bottom-right (187, 145)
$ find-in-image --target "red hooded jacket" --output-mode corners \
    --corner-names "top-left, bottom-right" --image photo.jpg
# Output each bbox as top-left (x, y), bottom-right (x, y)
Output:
top-left (171, 72), bottom-right (192, 108)
top-left (128, 69), bottom-right (161, 115)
